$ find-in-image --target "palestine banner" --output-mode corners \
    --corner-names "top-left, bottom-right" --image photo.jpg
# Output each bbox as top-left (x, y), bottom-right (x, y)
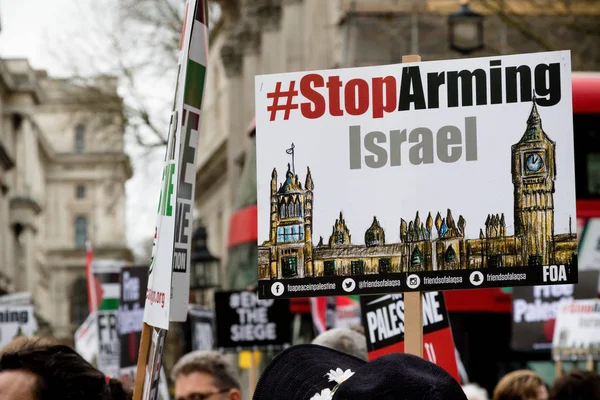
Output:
top-left (143, 0), bottom-right (209, 329)
top-left (360, 292), bottom-right (459, 381)
top-left (255, 51), bottom-right (578, 299)
top-left (511, 269), bottom-right (599, 351)
top-left (214, 290), bottom-right (292, 351)
top-left (119, 266), bottom-right (148, 386)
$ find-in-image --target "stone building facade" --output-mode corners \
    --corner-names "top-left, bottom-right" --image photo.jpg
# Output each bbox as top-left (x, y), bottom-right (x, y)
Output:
top-left (197, 0), bottom-right (598, 285)
top-left (257, 100), bottom-right (577, 279)
top-left (0, 58), bottom-right (132, 339)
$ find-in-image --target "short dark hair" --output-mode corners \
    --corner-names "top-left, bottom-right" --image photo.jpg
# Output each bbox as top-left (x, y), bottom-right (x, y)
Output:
top-left (0, 343), bottom-right (131, 400)
top-left (171, 350), bottom-right (241, 390)
top-left (550, 369), bottom-right (600, 400)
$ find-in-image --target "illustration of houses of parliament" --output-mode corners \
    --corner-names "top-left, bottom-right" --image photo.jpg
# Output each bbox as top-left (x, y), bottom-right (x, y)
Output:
top-left (258, 99), bottom-right (578, 280)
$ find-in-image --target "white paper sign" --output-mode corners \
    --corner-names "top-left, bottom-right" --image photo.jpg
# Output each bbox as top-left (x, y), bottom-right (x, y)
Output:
top-left (579, 218), bottom-right (600, 270)
top-left (255, 50), bottom-right (578, 299)
top-left (0, 305), bottom-right (38, 349)
top-left (553, 299), bottom-right (600, 360)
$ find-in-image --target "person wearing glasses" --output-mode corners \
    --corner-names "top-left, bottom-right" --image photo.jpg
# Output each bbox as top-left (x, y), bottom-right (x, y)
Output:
top-left (171, 350), bottom-right (242, 400)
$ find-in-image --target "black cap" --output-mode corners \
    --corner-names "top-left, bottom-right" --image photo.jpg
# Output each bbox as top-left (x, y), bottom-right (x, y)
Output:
top-left (253, 344), bottom-right (467, 400)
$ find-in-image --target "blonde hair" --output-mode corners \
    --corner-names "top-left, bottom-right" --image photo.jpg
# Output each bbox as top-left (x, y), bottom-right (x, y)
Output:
top-left (493, 370), bottom-right (545, 400)
top-left (0, 336), bottom-right (56, 356)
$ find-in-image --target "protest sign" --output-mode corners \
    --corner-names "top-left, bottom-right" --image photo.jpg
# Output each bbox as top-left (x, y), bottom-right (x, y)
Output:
top-left (142, 328), bottom-right (167, 400)
top-left (143, 0), bottom-right (207, 328)
top-left (579, 219), bottom-right (600, 270)
top-left (97, 311), bottom-right (120, 378)
top-left (310, 296), bottom-right (362, 333)
top-left (553, 299), bottom-right (600, 360)
top-left (255, 51), bottom-right (577, 299)
top-left (511, 270), bottom-right (599, 351)
top-left (0, 292), bottom-right (32, 306)
top-left (0, 305), bottom-right (38, 349)
top-left (360, 292), bottom-right (459, 381)
top-left (214, 290), bottom-right (292, 351)
top-left (189, 305), bottom-right (214, 351)
top-left (119, 267), bottom-right (148, 382)
top-left (75, 313), bottom-right (98, 366)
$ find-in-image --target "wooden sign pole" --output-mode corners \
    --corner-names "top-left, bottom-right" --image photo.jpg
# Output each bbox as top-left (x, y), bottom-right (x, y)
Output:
top-left (586, 358), bottom-right (594, 372)
top-left (133, 323), bottom-right (153, 400)
top-left (249, 350), bottom-right (257, 399)
top-left (554, 360), bottom-right (562, 379)
top-left (401, 56), bottom-right (424, 358)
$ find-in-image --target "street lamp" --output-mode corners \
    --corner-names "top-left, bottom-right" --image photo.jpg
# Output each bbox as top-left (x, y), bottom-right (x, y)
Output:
top-left (448, 0), bottom-right (484, 55)
top-left (190, 221), bottom-right (221, 305)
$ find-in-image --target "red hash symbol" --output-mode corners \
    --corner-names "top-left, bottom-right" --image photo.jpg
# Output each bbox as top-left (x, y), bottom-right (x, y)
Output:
top-left (266, 81), bottom-right (299, 121)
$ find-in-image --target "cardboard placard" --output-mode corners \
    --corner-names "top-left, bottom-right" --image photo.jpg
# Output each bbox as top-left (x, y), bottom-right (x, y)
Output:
top-left (0, 305), bottom-right (38, 349)
top-left (553, 299), bottom-right (600, 360)
top-left (254, 51), bottom-right (577, 299)
top-left (580, 219), bottom-right (600, 270)
top-left (119, 266), bottom-right (149, 384)
top-left (360, 292), bottom-right (459, 381)
top-left (143, 0), bottom-right (208, 328)
top-left (511, 270), bottom-right (599, 351)
top-left (214, 290), bottom-right (292, 351)
top-left (189, 305), bottom-right (214, 351)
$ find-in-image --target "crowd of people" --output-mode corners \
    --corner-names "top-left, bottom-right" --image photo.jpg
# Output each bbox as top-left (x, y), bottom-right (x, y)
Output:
top-left (0, 329), bottom-right (598, 399)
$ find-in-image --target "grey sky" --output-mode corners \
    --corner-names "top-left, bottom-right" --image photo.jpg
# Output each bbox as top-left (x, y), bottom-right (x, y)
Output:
top-left (0, 0), bottom-right (167, 258)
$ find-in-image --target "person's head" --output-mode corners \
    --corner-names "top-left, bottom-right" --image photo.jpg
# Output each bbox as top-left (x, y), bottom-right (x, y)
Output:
top-left (0, 341), bottom-right (131, 400)
top-left (493, 370), bottom-right (548, 400)
top-left (253, 344), bottom-right (468, 400)
top-left (171, 350), bottom-right (241, 400)
top-left (311, 327), bottom-right (368, 361)
top-left (463, 383), bottom-right (490, 400)
top-left (549, 369), bottom-right (600, 400)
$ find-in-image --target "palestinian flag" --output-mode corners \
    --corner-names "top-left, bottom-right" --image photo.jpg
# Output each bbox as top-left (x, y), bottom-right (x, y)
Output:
top-left (91, 259), bottom-right (126, 311)
top-left (184, 0), bottom-right (208, 110)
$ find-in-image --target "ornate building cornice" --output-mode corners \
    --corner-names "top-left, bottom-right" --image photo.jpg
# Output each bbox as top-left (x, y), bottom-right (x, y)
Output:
top-left (256, 0), bottom-right (283, 31)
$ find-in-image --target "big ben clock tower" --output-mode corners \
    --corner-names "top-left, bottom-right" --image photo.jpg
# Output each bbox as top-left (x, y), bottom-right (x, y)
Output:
top-left (512, 96), bottom-right (556, 266)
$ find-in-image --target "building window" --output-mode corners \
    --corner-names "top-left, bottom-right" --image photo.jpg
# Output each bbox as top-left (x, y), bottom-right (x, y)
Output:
top-left (76, 185), bottom-right (86, 199)
top-left (70, 277), bottom-right (88, 326)
top-left (528, 255), bottom-right (542, 267)
top-left (379, 258), bottom-right (391, 274)
top-left (351, 260), bottom-right (365, 275)
top-left (74, 124), bottom-right (85, 153)
top-left (282, 256), bottom-right (298, 278)
top-left (277, 224), bottom-right (304, 243)
top-left (75, 216), bottom-right (87, 248)
top-left (324, 260), bottom-right (335, 276)
top-left (488, 254), bottom-right (503, 268)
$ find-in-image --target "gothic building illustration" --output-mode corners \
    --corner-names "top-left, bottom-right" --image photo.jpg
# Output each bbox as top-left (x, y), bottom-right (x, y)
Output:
top-left (258, 99), bottom-right (578, 280)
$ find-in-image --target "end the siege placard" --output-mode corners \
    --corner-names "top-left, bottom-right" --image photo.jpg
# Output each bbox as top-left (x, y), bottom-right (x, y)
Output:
top-left (214, 290), bottom-right (292, 351)
top-left (255, 51), bottom-right (577, 299)
top-left (360, 292), bottom-right (459, 381)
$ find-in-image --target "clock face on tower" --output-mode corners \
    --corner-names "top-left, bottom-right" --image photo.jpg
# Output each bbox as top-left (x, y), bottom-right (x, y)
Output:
top-left (524, 152), bottom-right (545, 174)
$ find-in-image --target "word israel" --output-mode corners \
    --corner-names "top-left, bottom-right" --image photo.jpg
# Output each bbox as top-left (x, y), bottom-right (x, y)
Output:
top-left (291, 60), bottom-right (560, 120)
top-left (366, 292), bottom-right (444, 344)
top-left (349, 116), bottom-right (477, 169)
